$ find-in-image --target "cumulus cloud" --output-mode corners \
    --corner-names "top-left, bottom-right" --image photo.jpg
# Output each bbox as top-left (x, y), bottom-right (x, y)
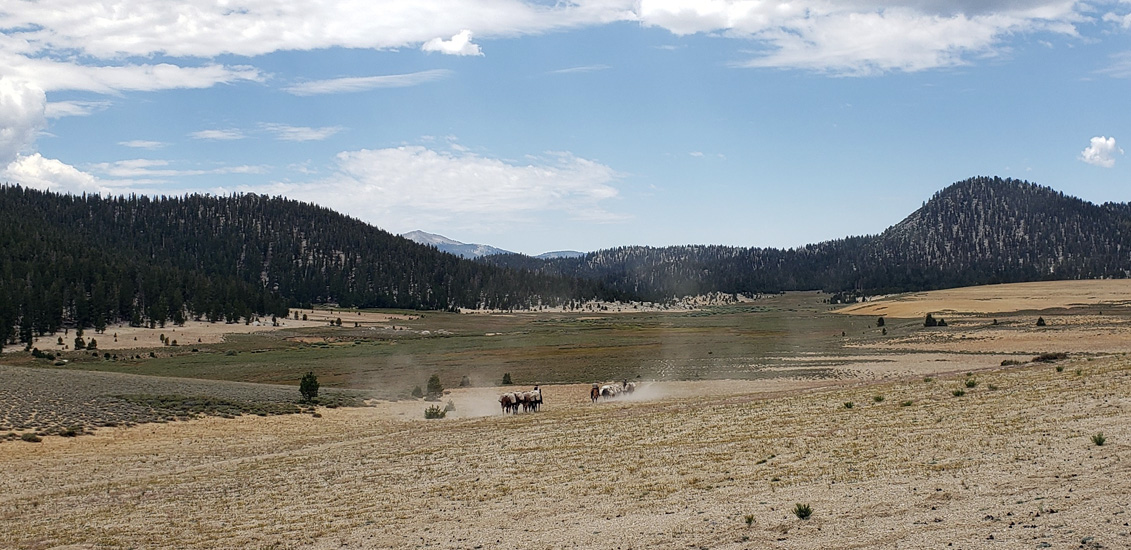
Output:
top-left (2, 153), bottom-right (102, 193)
top-left (261, 124), bottom-right (343, 142)
top-left (1079, 136), bottom-right (1123, 168)
top-left (0, 78), bottom-right (47, 165)
top-left (190, 129), bottom-right (246, 141)
top-left (284, 69), bottom-right (453, 96)
top-left (242, 145), bottom-right (622, 231)
top-left (422, 30), bottom-right (484, 56)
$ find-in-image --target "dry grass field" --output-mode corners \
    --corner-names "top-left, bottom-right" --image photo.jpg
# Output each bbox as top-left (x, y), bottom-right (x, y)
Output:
top-left (2, 281), bottom-right (1130, 549)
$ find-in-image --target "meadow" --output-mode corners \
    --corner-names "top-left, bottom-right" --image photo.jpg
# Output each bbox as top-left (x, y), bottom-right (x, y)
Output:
top-left (2, 281), bottom-right (1130, 548)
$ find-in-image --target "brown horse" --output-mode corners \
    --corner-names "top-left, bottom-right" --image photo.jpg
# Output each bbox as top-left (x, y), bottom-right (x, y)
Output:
top-left (590, 384), bottom-right (600, 403)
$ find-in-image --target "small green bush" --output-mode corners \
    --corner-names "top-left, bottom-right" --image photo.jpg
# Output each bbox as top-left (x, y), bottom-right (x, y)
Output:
top-left (1001, 359), bottom-right (1023, 366)
top-left (1056, 365), bottom-right (1064, 372)
top-left (299, 371), bottom-right (320, 402)
top-left (965, 378), bottom-right (978, 388)
top-left (873, 395), bottom-right (884, 403)
top-left (843, 401), bottom-right (854, 409)
top-left (952, 389), bottom-right (966, 397)
top-left (987, 384), bottom-right (999, 391)
top-left (1091, 433), bottom-right (1106, 446)
top-left (411, 386), bottom-right (424, 398)
top-left (744, 514), bottom-right (755, 526)
top-left (1034, 352), bottom-right (1068, 363)
top-left (424, 405), bottom-right (446, 419)
top-left (426, 374), bottom-right (444, 396)
top-left (900, 400), bottom-right (913, 407)
top-left (21, 433), bottom-right (42, 443)
top-left (923, 377), bottom-right (934, 383)
top-left (793, 503), bottom-right (812, 520)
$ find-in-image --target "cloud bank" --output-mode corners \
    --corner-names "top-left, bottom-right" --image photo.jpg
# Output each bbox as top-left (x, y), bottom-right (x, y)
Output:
top-left (242, 145), bottom-right (622, 231)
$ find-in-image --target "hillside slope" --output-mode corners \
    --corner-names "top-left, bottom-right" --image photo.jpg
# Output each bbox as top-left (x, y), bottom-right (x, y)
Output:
top-left (482, 177), bottom-right (1131, 297)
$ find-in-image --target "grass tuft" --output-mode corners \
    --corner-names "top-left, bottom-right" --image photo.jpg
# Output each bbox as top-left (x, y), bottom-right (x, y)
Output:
top-left (793, 503), bottom-right (812, 520)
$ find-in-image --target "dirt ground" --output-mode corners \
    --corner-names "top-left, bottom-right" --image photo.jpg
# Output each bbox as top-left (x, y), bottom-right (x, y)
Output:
top-left (2, 281), bottom-right (1131, 549)
top-left (2, 309), bottom-right (419, 354)
top-left (836, 279), bottom-right (1131, 319)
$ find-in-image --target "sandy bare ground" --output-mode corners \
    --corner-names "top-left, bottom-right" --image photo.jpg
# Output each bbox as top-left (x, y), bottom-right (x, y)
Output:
top-left (836, 279), bottom-right (1131, 318)
top-left (3, 309), bottom-right (419, 354)
top-left (1, 356), bottom-right (1128, 549)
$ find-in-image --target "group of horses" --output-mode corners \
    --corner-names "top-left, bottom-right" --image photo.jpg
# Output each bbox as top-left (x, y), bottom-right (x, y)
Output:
top-left (498, 381), bottom-right (638, 414)
top-left (498, 389), bottom-right (542, 414)
top-left (590, 381), bottom-right (636, 402)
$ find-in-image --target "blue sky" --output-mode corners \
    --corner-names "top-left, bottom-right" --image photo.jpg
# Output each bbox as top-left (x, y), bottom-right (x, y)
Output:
top-left (2, 1), bottom-right (1129, 255)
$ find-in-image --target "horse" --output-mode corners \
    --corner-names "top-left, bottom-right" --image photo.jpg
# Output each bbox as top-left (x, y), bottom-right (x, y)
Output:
top-left (590, 384), bottom-right (600, 403)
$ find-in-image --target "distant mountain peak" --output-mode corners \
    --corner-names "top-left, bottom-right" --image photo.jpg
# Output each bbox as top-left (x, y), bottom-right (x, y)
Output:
top-left (401, 230), bottom-right (513, 259)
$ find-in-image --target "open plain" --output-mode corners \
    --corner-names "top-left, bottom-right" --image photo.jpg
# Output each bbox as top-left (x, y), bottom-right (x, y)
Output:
top-left (2, 281), bottom-right (1130, 549)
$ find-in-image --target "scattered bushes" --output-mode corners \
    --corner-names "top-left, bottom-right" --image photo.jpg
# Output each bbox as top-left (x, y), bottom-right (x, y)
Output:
top-left (1001, 359), bottom-right (1023, 366)
top-left (924, 313), bottom-right (947, 327)
top-left (793, 503), bottom-right (812, 520)
top-left (1033, 352), bottom-right (1068, 363)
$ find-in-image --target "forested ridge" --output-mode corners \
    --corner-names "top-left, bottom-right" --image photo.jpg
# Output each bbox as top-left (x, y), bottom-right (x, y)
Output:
top-left (0, 187), bottom-right (626, 347)
top-left (482, 177), bottom-right (1131, 297)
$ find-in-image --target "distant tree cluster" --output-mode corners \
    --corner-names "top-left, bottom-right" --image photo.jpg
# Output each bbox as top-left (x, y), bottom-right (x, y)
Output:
top-left (0, 186), bottom-right (631, 348)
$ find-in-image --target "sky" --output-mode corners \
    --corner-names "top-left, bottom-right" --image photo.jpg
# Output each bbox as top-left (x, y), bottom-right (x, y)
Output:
top-left (1, 1), bottom-right (1129, 255)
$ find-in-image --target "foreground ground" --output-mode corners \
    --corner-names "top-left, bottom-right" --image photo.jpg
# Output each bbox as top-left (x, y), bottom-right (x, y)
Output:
top-left (1, 281), bottom-right (1130, 548)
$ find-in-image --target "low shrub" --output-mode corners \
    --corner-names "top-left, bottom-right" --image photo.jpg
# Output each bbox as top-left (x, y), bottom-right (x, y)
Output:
top-left (900, 400), bottom-right (913, 407)
top-left (1000, 359), bottom-right (1023, 366)
top-left (1092, 432), bottom-right (1106, 446)
top-left (424, 405), bottom-right (446, 419)
top-left (843, 401), bottom-right (854, 409)
top-left (21, 433), bottom-right (42, 443)
top-left (965, 379), bottom-right (978, 388)
top-left (444, 400), bottom-right (456, 412)
top-left (1033, 352), bottom-right (1068, 363)
top-left (952, 389), bottom-right (966, 397)
top-left (873, 395), bottom-right (884, 403)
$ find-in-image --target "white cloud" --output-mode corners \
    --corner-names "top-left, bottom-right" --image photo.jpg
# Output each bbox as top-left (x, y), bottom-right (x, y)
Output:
top-left (261, 124), bottom-right (343, 142)
top-left (689, 151), bottom-right (704, 157)
top-left (2, 153), bottom-right (102, 193)
top-left (636, 0), bottom-right (1085, 74)
top-left (284, 69), bottom-right (453, 96)
top-left (1100, 51), bottom-right (1131, 78)
top-left (547, 64), bottom-right (612, 74)
top-left (242, 145), bottom-right (622, 231)
top-left (0, 78), bottom-right (47, 165)
top-left (45, 100), bottom-right (112, 118)
top-left (90, 159), bottom-right (268, 179)
top-left (1079, 136), bottom-right (1123, 168)
top-left (119, 140), bottom-right (168, 149)
top-left (422, 30), bottom-right (484, 56)
top-left (190, 129), bottom-right (246, 141)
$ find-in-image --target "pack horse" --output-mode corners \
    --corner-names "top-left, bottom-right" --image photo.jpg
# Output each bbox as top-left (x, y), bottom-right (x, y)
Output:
top-left (498, 387), bottom-right (543, 414)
